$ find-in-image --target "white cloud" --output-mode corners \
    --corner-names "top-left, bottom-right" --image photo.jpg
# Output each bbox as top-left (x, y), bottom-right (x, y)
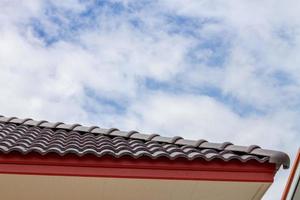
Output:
top-left (119, 92), bottom-right (298, 199)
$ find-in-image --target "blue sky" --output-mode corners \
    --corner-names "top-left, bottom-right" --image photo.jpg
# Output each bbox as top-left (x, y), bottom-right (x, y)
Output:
top-left (1, 1), bottom-right (300, 199)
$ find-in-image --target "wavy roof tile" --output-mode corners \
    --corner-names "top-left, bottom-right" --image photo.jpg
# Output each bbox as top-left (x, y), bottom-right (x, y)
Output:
top-left (0, 115), bottom-right (290, 169)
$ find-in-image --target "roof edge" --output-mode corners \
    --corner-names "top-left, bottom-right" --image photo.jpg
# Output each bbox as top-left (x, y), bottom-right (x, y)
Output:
top-left (0, 115), bottom-right (290, 169)
top-left (251, 149), bottom-right (290, 169)
top-left (269, 151), bottom-right (290, 169)
top-left (0, 152), bottom-right (276, 182)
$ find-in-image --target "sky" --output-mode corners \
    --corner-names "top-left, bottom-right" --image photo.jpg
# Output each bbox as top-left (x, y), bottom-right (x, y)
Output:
top-left (0, 0), bottom-right (300, 199)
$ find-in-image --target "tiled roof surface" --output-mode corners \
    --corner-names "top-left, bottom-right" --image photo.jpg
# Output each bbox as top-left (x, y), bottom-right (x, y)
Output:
top-left (0, 116), bottom-right (290, 169)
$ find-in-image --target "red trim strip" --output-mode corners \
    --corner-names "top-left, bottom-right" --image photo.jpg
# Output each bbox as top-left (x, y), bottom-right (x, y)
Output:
top-left (282, 149), bottom-right (300, 200)
top-left (0, 152), bottom-right (276, 182)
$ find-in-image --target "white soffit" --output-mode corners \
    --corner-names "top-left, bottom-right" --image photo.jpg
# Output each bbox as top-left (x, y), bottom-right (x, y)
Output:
top-left (0, 174), bottom-right (271, 200)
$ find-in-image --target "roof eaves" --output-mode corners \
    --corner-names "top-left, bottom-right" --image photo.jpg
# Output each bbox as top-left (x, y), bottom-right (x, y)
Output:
top-left (0, 115), bottom-right (290, 169)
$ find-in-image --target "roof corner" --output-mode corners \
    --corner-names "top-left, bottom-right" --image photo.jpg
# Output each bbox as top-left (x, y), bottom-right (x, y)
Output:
top-left (269, 151), bottom-right (290, 169)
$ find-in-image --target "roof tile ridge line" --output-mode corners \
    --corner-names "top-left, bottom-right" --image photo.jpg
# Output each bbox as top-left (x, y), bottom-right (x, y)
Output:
top-left (195, 139), bottom-right (208, 147)
top-left (87, 126), bottom-right (100, 133)
top-left (0, 116), bottom-right (82, 132)
top-left (220, 142), bottom-right (234, 150)
top-left (20, 118), bottom-right (33, 124)
top-left (171, 136), bottom-right (183, 144)
top-left (0, 115), bottom-right (291, 168)
top-left (50, 122), bottom-right (65, 129)
top-left (105, 128), bottom-right (119, 135)
top-left (126, 130), bottom-right (139, 138)
top-left (0, 115), bottom-right (197, 146)
top-left (0, 116), bottom-right (282, 153)
top-left (34, 120), bottom-right (49, 126)
top-left (148, 133), bottom-right (160, 140)
top-left (0, 115), bottom-right (216, 147)
top-left (0, 116), bottom-right (133, 138)
top-left (69, 124), bottom-right (81, 131)
top-left (4, 117), bottom-right (17, 122)
top-left (0, 115), bottom-right (275, 153)
top-left (246, 145), bottom-right (261, 153)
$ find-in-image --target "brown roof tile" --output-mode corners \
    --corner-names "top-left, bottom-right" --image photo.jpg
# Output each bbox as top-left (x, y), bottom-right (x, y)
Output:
top-left (0, 115), bottom-right (290, 169)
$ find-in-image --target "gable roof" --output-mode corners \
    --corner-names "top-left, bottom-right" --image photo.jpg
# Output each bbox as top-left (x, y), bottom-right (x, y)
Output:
top-left (0, 115), bottom-right (290, 169)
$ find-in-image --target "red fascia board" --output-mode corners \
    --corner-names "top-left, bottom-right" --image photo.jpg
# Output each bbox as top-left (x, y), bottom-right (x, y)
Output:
top-left (0, 152), bottom-right (276, 182)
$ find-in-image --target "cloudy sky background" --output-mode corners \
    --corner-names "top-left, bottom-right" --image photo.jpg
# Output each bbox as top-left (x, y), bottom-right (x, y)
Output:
top-left (1, 0), bottom-right (300, 199)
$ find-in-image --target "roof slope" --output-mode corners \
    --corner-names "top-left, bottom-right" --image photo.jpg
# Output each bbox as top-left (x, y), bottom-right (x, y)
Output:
top-left (0, 116), bottom-right (290, 169)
